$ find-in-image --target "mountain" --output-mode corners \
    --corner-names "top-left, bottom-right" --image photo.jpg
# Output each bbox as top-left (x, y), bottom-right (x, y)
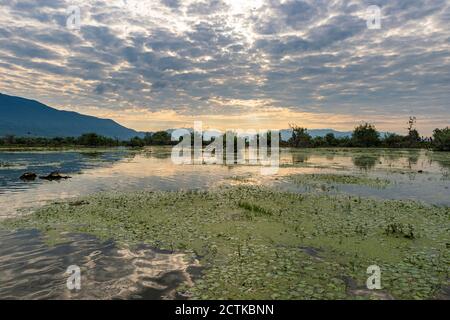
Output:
top-left (0, 93), bottom-right (143, 140)
top-left (0, 92), bottom-right (355, 141)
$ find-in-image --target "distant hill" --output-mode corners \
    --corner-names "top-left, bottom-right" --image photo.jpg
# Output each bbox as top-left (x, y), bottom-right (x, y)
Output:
top-left (280, 129), bottom-right (352, 141)
top-left (0, 93), bottom-right (143, 140)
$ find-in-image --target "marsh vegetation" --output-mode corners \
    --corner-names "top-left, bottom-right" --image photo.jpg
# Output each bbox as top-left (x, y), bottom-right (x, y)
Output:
top-left (2, 186), bottom-right (449, 300)
top-left (0, 147), bottom-right (449, 300)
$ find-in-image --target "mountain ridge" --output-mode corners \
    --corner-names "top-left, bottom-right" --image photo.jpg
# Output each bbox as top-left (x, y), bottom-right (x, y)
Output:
top-left (0, 93), bottom-right (143, 140)
top-left (1, 93), bottom-right (355, 141)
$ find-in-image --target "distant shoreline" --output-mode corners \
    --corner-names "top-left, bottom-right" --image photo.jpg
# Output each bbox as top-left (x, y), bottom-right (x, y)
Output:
top-left (0, 145), bottom-right (437, 152)
top-left (0, 145), bottom-right (132, 152)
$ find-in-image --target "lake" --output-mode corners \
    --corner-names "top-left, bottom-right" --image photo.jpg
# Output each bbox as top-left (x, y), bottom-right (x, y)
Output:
top-left (1, 148), bottom-right (449, 218)
top-left (0, 147), bottom-right (449, 299)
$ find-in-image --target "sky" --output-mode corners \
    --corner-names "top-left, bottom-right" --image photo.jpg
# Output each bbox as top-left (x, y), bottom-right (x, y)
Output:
top-left (0, 0), bottom-right (449, 135)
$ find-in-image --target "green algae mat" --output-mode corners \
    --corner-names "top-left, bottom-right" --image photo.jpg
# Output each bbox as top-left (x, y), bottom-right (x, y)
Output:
top-left (288, 174), bottom-right (391, 188)
top-left (1, 186), bottom-right (449, 300)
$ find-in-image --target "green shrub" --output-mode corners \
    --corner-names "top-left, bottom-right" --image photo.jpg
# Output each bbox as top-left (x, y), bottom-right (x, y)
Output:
top-left (433, 127), bottom-right (450, 151)
top-left (352, 123), bottom-right (380, 147)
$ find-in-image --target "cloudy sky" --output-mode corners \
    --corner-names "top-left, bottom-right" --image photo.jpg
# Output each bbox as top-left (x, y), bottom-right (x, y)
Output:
top-left (0, 0), bottom-right (449, 134)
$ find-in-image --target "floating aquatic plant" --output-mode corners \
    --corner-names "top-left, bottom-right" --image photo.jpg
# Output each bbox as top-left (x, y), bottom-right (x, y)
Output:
top-left (1, 185), bottom-right (448, 300)
top-left (288, 174), bottom-right (391, 188)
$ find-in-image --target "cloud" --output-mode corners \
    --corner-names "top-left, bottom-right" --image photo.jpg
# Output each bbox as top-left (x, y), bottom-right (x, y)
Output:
top-left (187, 0), bottom-right (229, 16)
top-left (0, 0), bottom-right (448, 134)
top-left (160, 0), bottom-right (181, 9)
top-left (0, 39), bottom-right (61, 60)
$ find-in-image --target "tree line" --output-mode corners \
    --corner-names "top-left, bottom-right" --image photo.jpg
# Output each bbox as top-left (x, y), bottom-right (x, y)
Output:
top-left (286, 118), bottom-right (449, 151)
top-left (0, 132), bottom-right (174, 148)
top-left (1, 118), bottom-right (449, 151)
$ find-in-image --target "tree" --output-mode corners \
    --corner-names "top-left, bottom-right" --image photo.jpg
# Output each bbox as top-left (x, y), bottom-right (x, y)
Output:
top-left (143, 132), bottom-right (153, 145)
top-left (324, 133), bottom-right (338, 146)
top-left (129, 136), bottom-right (145, 147)
top-left (288, 124), bottom-right (312, 148)
top-left (3, 135), bottom-right (15, 145)
top-left (77, 133), bottom-right (101, 146)
top-left (150, 131), bottom-right (171, 145)
top-left (406, 116), bottom-right (421, 147)
top-left (352, 123), bottom-right (380, 147)
top-left (77, 133), bottom-right (116, 146)
top-left (383, 133), bottom-right (404, 148)
top-left (432, 127), bottom-right (450, 151)
top-left (312, 136), bottom-right (325, 147)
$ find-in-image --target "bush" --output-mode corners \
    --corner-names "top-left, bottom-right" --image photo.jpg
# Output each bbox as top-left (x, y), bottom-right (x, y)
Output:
top-left (128, 136), bottom-right (145, 147)
top-left (77, 133), bottom-right (117, 146)
top-left (324, 133), bottom-right (338, 146)
top-left (352, 123), bottom-right (380, 147)
top-left (288, 125), bottom-right (312, 148)
top-left (148, 131), bottom-right (172, 145)
top-left (382, 133), bottom-right (405, 148)
top-left (433, 127), bottom-right (450, 151)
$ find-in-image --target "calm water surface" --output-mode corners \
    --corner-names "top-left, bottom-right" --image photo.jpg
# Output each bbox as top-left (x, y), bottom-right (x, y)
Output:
top-left (0, 147), bottom-right (449, 218)
top-left (0, 147), bottom-right (449, 299)
top-left (0, 229), bottom-right (201, 300)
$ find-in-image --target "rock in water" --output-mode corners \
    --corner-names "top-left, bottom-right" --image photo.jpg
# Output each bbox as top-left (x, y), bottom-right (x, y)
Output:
top-left (20, 172), bottom-right (37, 181)
top-left (39, 171), bottom-right (71, 180)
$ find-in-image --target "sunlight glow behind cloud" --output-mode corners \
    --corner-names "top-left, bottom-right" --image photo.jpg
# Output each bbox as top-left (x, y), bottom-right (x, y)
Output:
top-left (0, 0), bottom-right (449, 134)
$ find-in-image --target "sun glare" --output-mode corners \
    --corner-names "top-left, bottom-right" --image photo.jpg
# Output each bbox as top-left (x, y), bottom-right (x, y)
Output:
top-left (224, 0), bottom-right (264, 14)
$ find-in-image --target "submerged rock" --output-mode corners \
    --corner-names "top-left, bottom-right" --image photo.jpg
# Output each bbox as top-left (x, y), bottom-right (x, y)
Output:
top-left (20, 172), bottom-right (37, 181)
top-left (39, 171), bottom-right (71, 180)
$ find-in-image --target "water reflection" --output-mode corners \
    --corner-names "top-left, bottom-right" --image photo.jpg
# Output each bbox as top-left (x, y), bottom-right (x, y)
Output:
top-left (0, 147), bottom-right (449, 300)
top-left (0, 148), bottom-right (449, 218)
top-left (431, 153), bottom-right (450, 170)
top-left (0, 150), bottom-right (131, 193)
top-left (0, 229), bottom-right (200, 300)
top-left (352, 155), bottom-right (380, 171)
top-left (406, 150), bottom-right (420, 166)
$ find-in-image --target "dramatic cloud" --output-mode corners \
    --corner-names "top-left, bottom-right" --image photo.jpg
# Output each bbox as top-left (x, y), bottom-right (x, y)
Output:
top-left (0, 0), bottom-right (449, 133)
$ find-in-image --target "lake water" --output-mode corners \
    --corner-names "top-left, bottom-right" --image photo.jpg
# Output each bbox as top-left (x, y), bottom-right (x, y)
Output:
top-left (0, 147), bottom-right (449, 299)
top-left (0, 147), bottom-right (449, 219)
